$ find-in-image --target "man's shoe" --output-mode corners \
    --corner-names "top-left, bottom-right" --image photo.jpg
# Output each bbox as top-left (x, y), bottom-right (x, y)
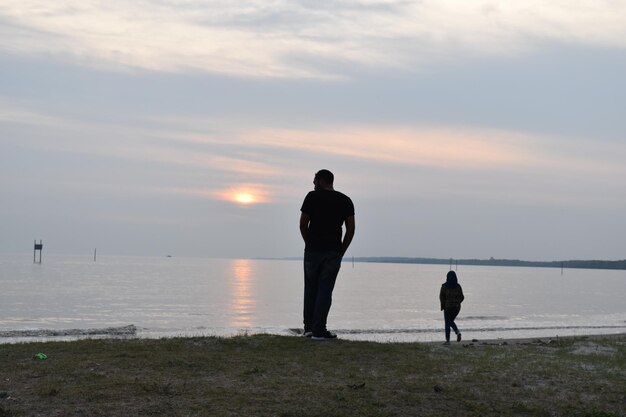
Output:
top-left (442, 341), bottom-right (451, 345)
top-left (303, 331), bottom-right (313, 338)
top-left (311, 331), bottom-right (337, 341)
top-left (457, 332), bottom-right (462, 342)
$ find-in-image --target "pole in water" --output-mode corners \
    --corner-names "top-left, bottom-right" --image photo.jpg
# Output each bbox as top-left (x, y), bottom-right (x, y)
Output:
top-left (33, 240), bottom-right (43, 263)
top-left (561, 262), bottom-right (563, 275)
top-left (94, 248), bottom-right (97, 262)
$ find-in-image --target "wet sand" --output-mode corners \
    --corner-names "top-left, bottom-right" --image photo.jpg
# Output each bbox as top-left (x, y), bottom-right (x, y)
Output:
top-left (428, 332), bottom-right (626, 346)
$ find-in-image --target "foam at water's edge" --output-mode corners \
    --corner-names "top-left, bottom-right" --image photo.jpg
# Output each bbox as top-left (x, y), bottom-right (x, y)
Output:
top-left (0, 324), bottom-right (137, 338)
top-left (4, 324), bottom-right (626, 338)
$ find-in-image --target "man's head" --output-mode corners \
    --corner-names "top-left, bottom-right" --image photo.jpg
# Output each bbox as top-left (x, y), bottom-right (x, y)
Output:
top-left (314, 169), bottom-right (334, 190)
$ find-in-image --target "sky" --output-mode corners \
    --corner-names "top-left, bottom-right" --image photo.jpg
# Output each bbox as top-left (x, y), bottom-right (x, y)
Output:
top-left (1, 0), bottom-right (625, 260)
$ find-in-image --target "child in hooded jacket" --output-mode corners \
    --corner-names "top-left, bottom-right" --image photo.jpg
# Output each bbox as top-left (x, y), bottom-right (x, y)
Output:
top-left (439, 271), bottom-right (464, 344)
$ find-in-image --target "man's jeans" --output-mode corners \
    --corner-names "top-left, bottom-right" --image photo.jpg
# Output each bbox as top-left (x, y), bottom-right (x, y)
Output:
top-left (303, 250), bottom-right (342, 334)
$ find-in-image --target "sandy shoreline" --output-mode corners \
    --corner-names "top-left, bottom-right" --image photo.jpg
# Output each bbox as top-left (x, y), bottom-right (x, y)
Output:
top-left (1, 326), bottom-right (624, 346)
top-left (429, 331), bottom-right (626, 346)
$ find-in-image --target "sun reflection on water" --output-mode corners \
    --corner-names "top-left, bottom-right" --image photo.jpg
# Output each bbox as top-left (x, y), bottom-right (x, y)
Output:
top-left (229, 259), bottom-right (256, 328)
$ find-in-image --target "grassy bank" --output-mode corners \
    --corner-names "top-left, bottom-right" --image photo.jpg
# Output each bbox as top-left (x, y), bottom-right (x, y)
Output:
top-left (1, 334), bottom-right (624, 417)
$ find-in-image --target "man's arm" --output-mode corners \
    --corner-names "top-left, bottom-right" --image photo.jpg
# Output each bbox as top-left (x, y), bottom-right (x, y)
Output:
top-left (299, 212), bottom-right (310, 243)
top-left (341, 215), bottom-right (355, 256)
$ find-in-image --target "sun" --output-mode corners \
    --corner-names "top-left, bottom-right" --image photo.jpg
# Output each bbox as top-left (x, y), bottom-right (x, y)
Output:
top-left (214, 185), bottom-right (268, 205)
top-left (234, 192), bottom-right (256, 204)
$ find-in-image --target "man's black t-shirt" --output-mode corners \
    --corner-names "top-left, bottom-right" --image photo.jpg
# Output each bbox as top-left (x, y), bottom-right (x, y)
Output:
top-left (301, 190), bottom-right (354, 252)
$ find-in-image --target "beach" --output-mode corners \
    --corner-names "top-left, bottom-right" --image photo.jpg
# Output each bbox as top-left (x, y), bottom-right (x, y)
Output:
top-left (435, 331), bottom-right (626, 346)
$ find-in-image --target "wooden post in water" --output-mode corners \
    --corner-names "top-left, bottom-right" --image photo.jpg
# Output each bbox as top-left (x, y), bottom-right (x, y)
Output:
top-left (33, 240), bottom-right (43, 263)
top-left (94, 248), bottom-right (97, 262)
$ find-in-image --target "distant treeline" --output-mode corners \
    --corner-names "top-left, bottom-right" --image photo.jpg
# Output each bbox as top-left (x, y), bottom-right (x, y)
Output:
top-left (351, 257), bottom-right (626, 270)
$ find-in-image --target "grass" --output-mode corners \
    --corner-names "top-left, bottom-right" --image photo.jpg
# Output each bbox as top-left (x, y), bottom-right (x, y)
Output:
top-left (0, 334), bottom-right (624, 416)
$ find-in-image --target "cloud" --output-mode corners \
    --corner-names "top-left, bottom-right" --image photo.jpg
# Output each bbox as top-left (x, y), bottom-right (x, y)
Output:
top-left (242, 126), bottom-right (538, 169)
top-left (1, 101), bottom-right (285, 177)
top-left (236, 124), bottom-right (626, 208)
top-left (0, 100), bottom-right (70, 127)
top-left (7, 98), bottom-right (625, 179)
top-left (1, 0), bottom-right (625, 78)
top-left (4, 100), bottom-right (625, 211)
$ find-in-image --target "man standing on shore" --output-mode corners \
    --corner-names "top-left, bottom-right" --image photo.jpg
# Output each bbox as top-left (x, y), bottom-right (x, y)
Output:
top-left (300, 169), bottom-right (355, 340)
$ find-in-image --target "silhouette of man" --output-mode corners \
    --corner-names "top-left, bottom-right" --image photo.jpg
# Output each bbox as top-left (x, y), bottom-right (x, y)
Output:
top-left (300, 169), bottom-right (355, 340)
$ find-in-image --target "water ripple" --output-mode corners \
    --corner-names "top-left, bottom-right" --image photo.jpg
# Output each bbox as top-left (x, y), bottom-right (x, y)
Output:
top-left (0, 325), bottom-right (137, 338)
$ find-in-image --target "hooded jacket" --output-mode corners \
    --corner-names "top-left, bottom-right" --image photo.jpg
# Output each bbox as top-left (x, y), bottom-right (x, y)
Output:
top-left (439, 271), bottom-right (465, 310)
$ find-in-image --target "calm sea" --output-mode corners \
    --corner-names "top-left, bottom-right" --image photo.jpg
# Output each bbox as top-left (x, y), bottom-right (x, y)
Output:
top-left (1, 254), bottom-right (625, 343)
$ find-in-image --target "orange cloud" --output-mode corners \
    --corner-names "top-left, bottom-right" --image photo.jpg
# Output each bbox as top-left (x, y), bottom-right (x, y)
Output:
top-left (243, 126), bottom-right (538, 170)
